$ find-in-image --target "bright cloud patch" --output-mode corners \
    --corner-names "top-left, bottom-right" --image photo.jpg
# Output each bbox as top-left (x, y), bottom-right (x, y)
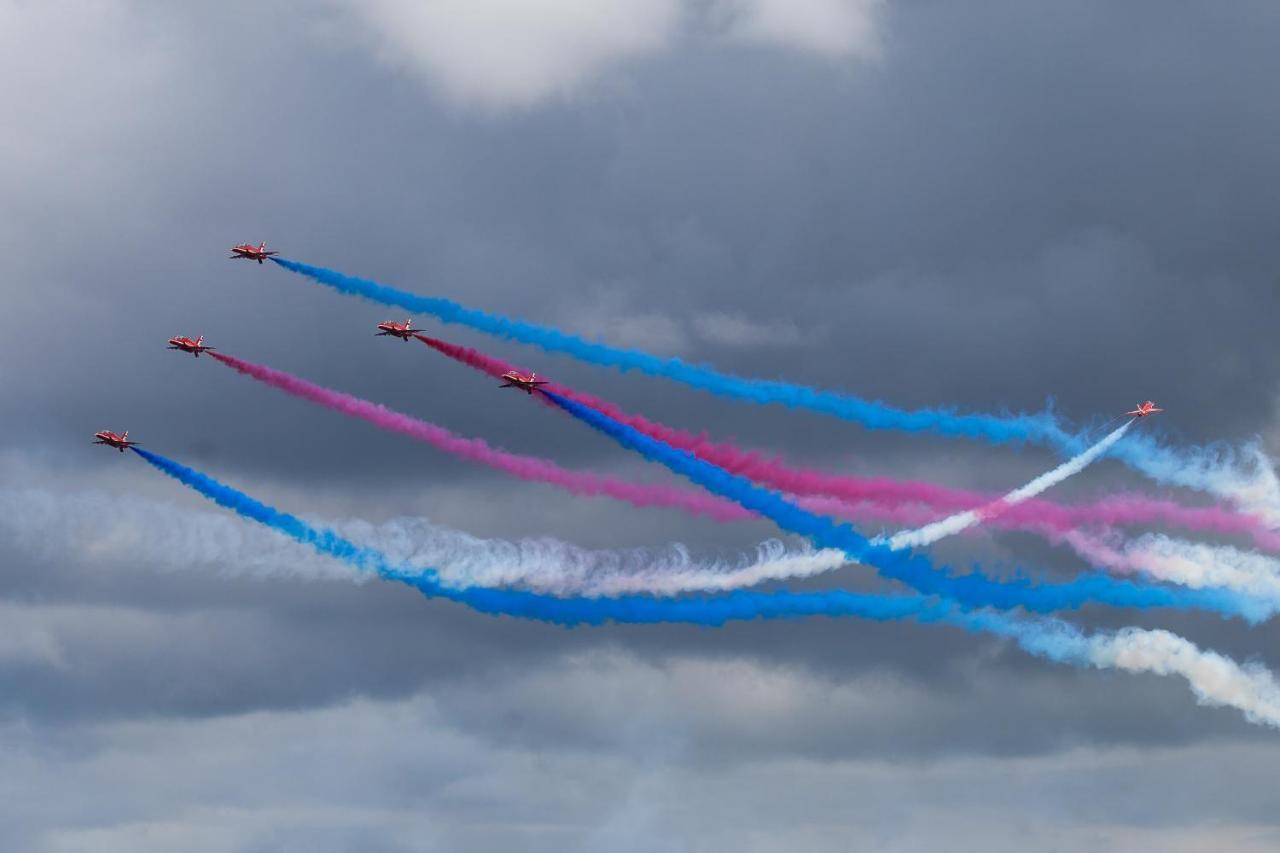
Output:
top-left (330, 0), bottom-right (683, 108)
top-left (325, 0), bottom-right (884, 108)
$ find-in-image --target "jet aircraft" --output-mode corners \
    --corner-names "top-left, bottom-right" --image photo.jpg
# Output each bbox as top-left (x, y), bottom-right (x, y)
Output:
top-left (229, 241), bottom-right (278, 264)
top-left (167, 334), bottom-right (214, 357)
top-left (499, 371), bottom-right (548, 395)
top-left (1127, 401), bottom-right (1164, 418)
top-left (375, 319), bottom-right (426, 341)
top-left (93, 430), bottom-right (139, 452)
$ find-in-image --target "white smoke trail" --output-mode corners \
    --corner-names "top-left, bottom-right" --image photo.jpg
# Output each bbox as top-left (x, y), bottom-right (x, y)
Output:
top-left (885, 420), bottom-right (1134, 550)
top-left (959, 613), bottom-right (1280, 728)
top-left (1088, 628), bottom-right (1280, 728)
top-left (0, 488), bottom-right (352, 581)
top-left (0, 489), bottom-right (848, 596)
top-left (345, 516), bottom-right (849, 595)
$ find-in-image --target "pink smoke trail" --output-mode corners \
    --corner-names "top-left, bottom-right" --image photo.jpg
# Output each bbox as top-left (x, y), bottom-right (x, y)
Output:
top-left (415, 335), bottom-right (1280, 551)
top-left (207, 352), bottom-right (752, 523)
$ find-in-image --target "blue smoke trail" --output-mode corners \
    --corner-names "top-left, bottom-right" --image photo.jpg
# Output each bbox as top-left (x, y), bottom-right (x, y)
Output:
top-left (537, 392), bottom-right (1259, 621)
top-left (270, 258), bottom-right (1255, 501)
top-left (271, 258), bottom-right (1063, 445)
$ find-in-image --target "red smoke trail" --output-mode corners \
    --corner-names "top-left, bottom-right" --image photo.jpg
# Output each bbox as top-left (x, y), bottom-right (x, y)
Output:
top-left (415, 335), bottom-right (1280, 551)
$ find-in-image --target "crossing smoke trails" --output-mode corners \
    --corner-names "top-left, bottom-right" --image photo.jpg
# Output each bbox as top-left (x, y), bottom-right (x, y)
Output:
top-left (538, 391), bottom-right (1256, 619)
top-left (884, 421), bottom-right (1134, 550)
top-left (415, 334), bottom-right (1280, 553)
top-left (207, 351), bottom-right (749, 523)
top-left (205, 343), bottom-right (1280, 611)
top-left (271, 257), bottom-right (1280, 514)
top-left (126, 448), bottom-right (1280, 728)
top-left (206, 350), bottom-right (1267, 607)
top-left (414, 333), bottom-right (1280, 600)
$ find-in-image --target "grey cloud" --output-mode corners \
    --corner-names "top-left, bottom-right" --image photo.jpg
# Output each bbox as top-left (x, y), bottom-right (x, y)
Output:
top-left (2, 688), bottom-right (1279, 852)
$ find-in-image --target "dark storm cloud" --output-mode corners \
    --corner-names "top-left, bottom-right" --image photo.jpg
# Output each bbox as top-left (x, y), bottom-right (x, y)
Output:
top-left (4, 0), bottom-right (1280, 849)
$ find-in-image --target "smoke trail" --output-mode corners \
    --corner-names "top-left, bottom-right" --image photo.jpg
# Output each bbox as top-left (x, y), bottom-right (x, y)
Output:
top-left (539, 391), bottom-right (1255, 619)
top-left (0, 488), bottom-right (358, 582)
top-left (885, 421), bottom-right (1134, 549)
top-left (207, 351), bottom-right (750, 523)
top-left (0, 487), bottom-right (847, 596)
top-left (272, 257), bottom-right (1056, 442)
top-left (417, 335), bottom-right (1280, 552)
top-left (271, 258), bottom-right (1278, 511)
top-left (1067, 531), bottom-right (1280, 606)
top-left (370, 525), bottom-right (851, 596)
top-left (1084, 628), bottom-right (1280, 729)
top-left (126, 448), bottom-right (1280, 728)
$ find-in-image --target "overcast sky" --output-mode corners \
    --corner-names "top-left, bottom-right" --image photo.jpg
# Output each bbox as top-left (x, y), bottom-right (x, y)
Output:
top-left (4, 1), bottom-right (1280, 850)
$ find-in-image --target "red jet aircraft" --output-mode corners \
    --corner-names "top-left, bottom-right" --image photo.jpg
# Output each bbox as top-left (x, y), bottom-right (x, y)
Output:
top-left (1127, 401), bottom-right (1164, 418)
top-left (229, 241), bottom-right (278, 264)
top-left (375, 319), bottom-right (426, 341)
top-left (499, 371), bottom-right (548, 395)
top-left (168, 334), bottom-right (214, 357)
top-left (93, 430), bottom-right (139, 452)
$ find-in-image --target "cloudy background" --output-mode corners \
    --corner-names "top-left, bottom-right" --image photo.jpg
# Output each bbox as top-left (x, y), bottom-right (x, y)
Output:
top-left (3, 0), bottom-right (1280, 849)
